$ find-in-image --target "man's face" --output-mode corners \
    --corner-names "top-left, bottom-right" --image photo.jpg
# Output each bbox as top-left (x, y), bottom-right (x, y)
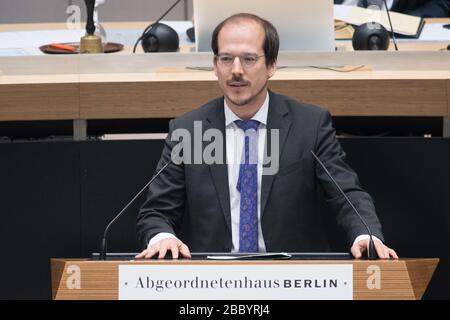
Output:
top-left (213, 20), bottom-right (277, 109)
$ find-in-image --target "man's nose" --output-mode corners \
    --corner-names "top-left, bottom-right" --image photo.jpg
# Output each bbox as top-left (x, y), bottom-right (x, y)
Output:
top-left (231, 56), bottom-right (244, 75)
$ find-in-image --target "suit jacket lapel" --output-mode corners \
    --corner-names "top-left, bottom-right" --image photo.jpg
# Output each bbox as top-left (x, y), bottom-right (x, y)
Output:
top-left (205, 98), bottom-right (232, 234)
top-left (260, 92), bottom-right (292, 217)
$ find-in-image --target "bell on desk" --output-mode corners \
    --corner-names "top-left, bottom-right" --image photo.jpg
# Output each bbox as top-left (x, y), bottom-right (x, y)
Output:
top-left (80, 0), bottom-right (103, 54)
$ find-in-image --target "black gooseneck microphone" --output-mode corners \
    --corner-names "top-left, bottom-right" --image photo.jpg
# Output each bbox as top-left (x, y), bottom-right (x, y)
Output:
top-left (382, 0), bottom-right (398, 51)
top-left (310, 150), bottom-right (378, 260)
top-left (132, 0), bottom-right (182, 53)
top-left (99, 160), bottom-right (174, 260)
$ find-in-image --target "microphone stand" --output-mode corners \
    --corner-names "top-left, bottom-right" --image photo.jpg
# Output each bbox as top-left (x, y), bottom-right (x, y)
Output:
top-left (382, 0), bottom-right (398, 51)
top-left (100, 160), bottom-right (173, 260)
top-left (310, 150), bottom-right (378, 260)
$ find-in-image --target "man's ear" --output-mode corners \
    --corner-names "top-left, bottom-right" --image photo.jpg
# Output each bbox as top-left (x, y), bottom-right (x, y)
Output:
top-left (267, 60), bottom-right (277, 78)
top-left (213, 58), bottom-right (218, 77)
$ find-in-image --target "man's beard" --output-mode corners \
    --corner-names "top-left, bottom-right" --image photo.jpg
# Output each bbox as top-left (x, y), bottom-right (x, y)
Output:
top-left (225, 76), bottom-right (268, 106)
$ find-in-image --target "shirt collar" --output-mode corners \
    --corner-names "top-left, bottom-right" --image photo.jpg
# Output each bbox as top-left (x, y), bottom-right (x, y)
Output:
top-left (224, 92), bottom-right (269, 127)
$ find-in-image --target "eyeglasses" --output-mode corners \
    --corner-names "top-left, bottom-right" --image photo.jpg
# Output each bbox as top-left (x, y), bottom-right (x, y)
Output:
top-left (215, 53), bottom-right (265, 68)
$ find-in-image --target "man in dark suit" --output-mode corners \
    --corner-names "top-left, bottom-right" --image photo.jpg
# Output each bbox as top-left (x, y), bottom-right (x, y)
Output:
top-left (136, 13), bottom-right (398, 260)
top-left (334, 0), bottom-right (450, 18)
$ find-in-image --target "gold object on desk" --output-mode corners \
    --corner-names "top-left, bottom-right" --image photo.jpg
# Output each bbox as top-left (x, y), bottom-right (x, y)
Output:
top-left (80, 0), bottom-right (103, 54)
top-left (79, 34), bottom-right (104, 54)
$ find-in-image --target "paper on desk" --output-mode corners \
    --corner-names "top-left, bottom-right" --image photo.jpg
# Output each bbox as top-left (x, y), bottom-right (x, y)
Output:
top-left (334, 4), bottom-right (423, 37)
top-left (334, 4), bottom-right (353, 21)
top-left (417, 23), bottom-right (450, 42)
top-left (334, 4), bottom-right (450, 41)
top-left (207, 253), bottom-right (292, 260)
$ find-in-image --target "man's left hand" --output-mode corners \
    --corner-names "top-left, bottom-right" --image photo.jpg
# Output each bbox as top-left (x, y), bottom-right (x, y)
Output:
top-left (351, 239), bottom-right (398, 259)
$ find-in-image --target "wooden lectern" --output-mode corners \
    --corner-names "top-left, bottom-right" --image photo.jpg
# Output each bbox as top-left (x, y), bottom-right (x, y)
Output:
top-left (51, 259), bottom-right (439, 300)
top-left (51, 258), bottom-right (438, 300)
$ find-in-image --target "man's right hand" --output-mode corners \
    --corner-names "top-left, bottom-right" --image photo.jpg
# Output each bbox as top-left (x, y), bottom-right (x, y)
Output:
top-left (135, 238), bottom-right (192, 260)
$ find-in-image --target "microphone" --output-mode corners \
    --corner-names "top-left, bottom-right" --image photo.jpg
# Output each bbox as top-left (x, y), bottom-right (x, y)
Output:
top-left (310, 150), bottom-right (378, 260)
top-left (352, 23), bottom-right (390, 51)
top-left (99, 159), bottom-right (174, 260)
top-left (132, 0), bottom-right (182, 53)
top-left (352, 1), bottom-right (398, 51)
top-left (382, 0), bottom-right (398, 51)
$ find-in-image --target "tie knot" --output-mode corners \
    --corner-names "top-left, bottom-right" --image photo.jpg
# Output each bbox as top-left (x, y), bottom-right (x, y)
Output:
top-left (235, 119), bottom-right (259, 132)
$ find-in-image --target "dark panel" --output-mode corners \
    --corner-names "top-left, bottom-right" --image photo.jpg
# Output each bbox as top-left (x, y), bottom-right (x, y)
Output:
top-left (339, 138), bottom-right (450, 300)
top-left (0, 141), bottom-right (81, 299)
top-left (0, 118), bottom-right (171, 140)
top-left (79, 140), bottom-right (165, 257)
top-left (1, 116), bottom-right (439, 141)
top-left (332, 117), bottom-right (443, 137)
top-left (0, 120), bottom-right (73, 140)
top-left (88, 118), bottom-right (172, 135)
top-left (0, 138), bottom-right (448, 300)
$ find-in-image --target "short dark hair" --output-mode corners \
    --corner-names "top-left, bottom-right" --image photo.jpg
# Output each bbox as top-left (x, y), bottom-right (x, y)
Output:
top-left (211, 13), bottom-right (279, 67)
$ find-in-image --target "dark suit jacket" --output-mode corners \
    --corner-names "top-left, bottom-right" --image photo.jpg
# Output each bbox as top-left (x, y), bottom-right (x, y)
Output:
top-left (136, 92), bottom-right (384, 252)
top-left (392, 0), bottom-right (450, 17)
top-left (334, 0), bottom-right (450, 17)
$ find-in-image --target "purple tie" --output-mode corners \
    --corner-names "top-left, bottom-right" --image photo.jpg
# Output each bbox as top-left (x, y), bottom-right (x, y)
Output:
top-left (235, 120), bottom-right (259, 252)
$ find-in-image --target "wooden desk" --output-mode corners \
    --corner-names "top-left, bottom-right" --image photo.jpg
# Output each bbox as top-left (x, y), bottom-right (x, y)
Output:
top-left (51, 258), bottom-right (439, 300)
top-left (1, 20), bottom-right (449, 138)
top-left (1, 51), bottom-right (449, 118)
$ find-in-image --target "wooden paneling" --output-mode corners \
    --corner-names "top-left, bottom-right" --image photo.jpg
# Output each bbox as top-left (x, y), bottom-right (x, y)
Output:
top-left (1, 78), bottom-right (447, 121)
top-left (270, 79), bottom-right (448, 117)
top-left (79, 81), bottom-right (221, 119)
top-left (0, 83), bottom-right (79, 121)
top-left (405, 259), bottom-right (443, 300)
top-left (78, 76), bottom-right (448, 119)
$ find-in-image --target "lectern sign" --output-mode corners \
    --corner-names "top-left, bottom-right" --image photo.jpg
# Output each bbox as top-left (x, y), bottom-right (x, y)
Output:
top-left (118, 264), bottom-right (353, 300)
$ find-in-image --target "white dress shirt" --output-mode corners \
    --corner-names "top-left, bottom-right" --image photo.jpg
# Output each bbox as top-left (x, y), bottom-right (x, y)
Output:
top-left (148, 92), bottom-right (380, 250)
top-left (224, 93), bottom-right (269, 252)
